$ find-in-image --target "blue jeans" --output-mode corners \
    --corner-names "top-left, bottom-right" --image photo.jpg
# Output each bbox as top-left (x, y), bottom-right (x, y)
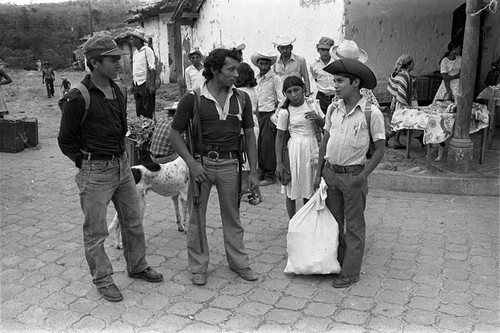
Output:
top-left (187, 157), bottom-right (250, 274)
top-left (75, 154), bottom-right (148, 288)
top-left (322, 167), bottom-right (368, 277)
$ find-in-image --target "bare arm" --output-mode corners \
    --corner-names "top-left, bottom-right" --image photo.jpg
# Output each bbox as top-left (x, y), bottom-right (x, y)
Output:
top-left (313, 130), bottom-right (329, 190)
top-left (168, 128), bottom-right (208, 182)
top-left (244, 127), bottom-right (259, 189)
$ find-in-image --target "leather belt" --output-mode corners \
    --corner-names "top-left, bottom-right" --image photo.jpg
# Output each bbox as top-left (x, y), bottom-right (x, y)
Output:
top-left (154, 154), bottom-right (167, 159)
top-left (317, 91), bottom-right (335, 99)
top-left (82, 152), bottom-right (123, 161)
top-left (325, 162), bottom-right (364, 174)
top-left (200, 150), bottom-right (239, 161)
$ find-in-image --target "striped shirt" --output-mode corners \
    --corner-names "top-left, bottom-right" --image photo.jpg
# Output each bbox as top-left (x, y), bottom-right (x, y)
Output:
top-left (324, 97), bottom-right (385, 166)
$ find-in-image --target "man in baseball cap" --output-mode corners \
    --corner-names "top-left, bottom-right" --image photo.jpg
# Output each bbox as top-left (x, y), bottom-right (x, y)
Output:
top-left (310, 36), bottom-right (336, 113)
top-left (59, 34), bottom-right (163, 303)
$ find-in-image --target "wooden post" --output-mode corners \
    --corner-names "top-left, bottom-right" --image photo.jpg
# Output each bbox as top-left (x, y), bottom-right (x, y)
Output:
top-left (174, 21), bottom-right (186, 97)
top-left (447, 0), bottom-right (481, 173)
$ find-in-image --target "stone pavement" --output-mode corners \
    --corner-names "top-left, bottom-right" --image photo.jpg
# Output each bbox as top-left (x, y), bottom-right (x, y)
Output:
top-left (1, 140), bottom-right (499, 333)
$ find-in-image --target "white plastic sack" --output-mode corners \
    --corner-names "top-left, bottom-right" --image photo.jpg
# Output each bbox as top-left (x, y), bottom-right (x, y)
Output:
top-left (284, 179), bottom-right (341, 275)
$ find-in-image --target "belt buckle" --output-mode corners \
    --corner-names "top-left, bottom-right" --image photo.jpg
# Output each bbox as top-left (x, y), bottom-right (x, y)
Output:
top-left (207, 150), bottom-right (219, 161)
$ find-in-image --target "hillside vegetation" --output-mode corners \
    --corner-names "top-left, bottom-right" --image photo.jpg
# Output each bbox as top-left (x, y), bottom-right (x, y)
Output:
top-left (0, 0), bottom-right (144, 70)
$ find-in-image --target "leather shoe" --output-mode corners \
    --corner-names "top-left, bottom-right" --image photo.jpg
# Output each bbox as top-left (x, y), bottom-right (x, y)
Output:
top-left (332, 275), bottom-right (359, 288)
top-left (191, 273), bottom-right (207, 285)
top-left (231, 267), bottom-right (258, 281)
top-left (98, 283), bottom-right (123, 302)
top-left (129, 267), bottom-right (163, 283)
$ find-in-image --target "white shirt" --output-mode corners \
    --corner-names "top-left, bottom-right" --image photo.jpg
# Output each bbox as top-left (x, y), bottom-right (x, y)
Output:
top-left (132, 45), bottom-right (156, 85)
top-left (185, 64), bottom-right (205, 91)
top-left (256, 71), bottom-right (284, 112)
top-left (310, 58), bottom-right (335, 95)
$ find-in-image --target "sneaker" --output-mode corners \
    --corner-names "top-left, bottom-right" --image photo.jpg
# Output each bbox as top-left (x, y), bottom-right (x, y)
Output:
top-left (231, 267), bottom-right (258, 281)
top-left (98, 283), bottom-right (123, 302)
top-left (331, 275), bottom-right (359, 288)
top-left (191, 273), bottom-right (207, 285)
top-left (259, 179), bottom-right (275, 186)
top-left (129, 267), bottom-right (163, 283)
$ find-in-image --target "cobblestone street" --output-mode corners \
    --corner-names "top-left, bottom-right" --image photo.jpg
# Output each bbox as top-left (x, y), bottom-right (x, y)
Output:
top-left (1, 140), bottom-right (498, 332)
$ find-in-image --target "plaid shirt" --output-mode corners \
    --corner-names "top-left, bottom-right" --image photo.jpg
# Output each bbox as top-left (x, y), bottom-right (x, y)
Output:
top-left (149, 116), bottom-right (176, 156)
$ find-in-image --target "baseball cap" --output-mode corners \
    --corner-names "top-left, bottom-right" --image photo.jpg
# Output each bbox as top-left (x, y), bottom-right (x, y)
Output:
top-left (84, 35), bottom-right (128, 59)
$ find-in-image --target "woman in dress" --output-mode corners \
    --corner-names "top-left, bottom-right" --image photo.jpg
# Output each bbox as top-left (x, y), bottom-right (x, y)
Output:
top-left (387, 54), bottom-right (418, 149)
top-left (433, 41), bottom-right (462, 103)
top-left (275, 76), bottom-right (324, 219)
top-left (0, 68), bottom-right (13, 118)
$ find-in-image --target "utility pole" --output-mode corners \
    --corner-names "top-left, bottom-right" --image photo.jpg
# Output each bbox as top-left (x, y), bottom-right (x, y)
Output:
top-left (447, 0), bottom-right (481, 172)
top-left (88, 0), bottom-right (94, 37)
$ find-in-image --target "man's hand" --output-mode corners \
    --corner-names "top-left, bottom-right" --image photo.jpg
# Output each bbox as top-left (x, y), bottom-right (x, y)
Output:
top-left (247, 170), bottom-right (259, 190)
top-left (188, 159), bottom-right (208, 183)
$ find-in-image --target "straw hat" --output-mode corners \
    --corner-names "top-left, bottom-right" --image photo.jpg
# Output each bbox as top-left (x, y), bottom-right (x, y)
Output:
top-left (250, 52), bottom-right (277, 67)
top-left (323, 58), bottom-right (377, 89)
top-left (329, 40), bottom-right (368, 63)
top-left (188, 49), bottom-right (203, 57)
top-left (272, 34), bottom-right (296, 47)
top-left (129, 28), bottom-right (148, 43)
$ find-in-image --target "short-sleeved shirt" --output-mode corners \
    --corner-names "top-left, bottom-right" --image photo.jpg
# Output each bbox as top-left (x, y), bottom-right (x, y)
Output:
top-left (185, 64), bottom-right (205, 91)
top-left (324, 97), bottom-right (385, 166)
top-left (133, 45), bottom-right (156, 85)
top-left (310, 58), bottom-right (335, 95)
top-left (171, 83), bottom-right (254, 150)
top-left (256, 71), bottom-right (284, 112)
top-left (273, 53), bottom-right (311, 94)
top-left (440, 56), bottom-right (461, 76)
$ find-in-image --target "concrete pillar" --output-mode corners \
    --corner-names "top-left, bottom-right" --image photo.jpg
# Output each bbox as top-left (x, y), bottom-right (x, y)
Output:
top-left (447, 0), bottom-right (481, 173)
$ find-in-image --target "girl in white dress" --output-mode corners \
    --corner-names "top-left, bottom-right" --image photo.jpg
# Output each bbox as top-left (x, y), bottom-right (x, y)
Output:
top-left (275, 76), bottom-right (324, 219)
top-left (433, 41), bottom-right (462, 103)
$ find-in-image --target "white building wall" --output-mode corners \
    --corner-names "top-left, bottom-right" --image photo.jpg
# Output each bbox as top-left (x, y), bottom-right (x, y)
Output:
top-left (143, 13), bottom-right (172, 83)
top-left (182, 0), bottom-right (345, 76)
top-left (345, 0), bottom-right (464, 79)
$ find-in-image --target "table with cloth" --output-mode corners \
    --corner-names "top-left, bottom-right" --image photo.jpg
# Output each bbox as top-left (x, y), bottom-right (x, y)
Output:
top-left (476, 85), bottom-right (500, 150)
top-left (390, 101), bottom-right (489, 165)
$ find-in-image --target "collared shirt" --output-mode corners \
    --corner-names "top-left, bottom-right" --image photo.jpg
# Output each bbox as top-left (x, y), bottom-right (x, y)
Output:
top-left (273, 53), bottom-right (311, 94)
top-left (149, 115), bottom-right (176, 156)
top-left (132, 45), bottom-right (156, 85)
top-left (171, 83), bottom-right (254, 149)
top-left (58, 74), bottom-right (127, 160)
top-left (310, 58), bottom-right (335, 95)
top-left (256, 70), bottom-right (284, 112)
top-left (331, 88), bottom-right (380, 108)
top-left (185, 64), bottom-right (205, 91)
top-left (324, 97), bottom-right (385, 166)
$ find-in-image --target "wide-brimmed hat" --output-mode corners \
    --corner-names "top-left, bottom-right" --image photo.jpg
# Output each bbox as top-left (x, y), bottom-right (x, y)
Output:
top-left (323, 58), bottom-right (377, 89)
top-left (84, 35), bottom-right (128, 58)
top-left (129, 28), bottom-right (148, 42)
top-left (273, 34), bottom-right (296, 47)
top-left (316, 36), bottom-right (335, 50)
top-left (330, 40), bottom-right (368, 63)
top-left (251, 52), bottom-right (277, 67)
top-left (188, 49), bottom-right (203, 57)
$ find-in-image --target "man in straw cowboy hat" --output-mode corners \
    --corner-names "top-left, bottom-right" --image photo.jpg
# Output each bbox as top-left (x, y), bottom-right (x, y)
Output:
top-left (58, 35), bottom-right (163, 303)
top-left (329, 39), bottom-right (380, 108)
top-left (272, 34), bottom-right (311, 96)
top-left (313, 58), bottom-right (385, 289)
top-left (310, 36), bottom-right (336, 114)
top-left (185, 48), bottom-right (204, 91)
top-left (251, 51), bottom-right (284, 186)
top-left (129, 28), bottom-right (157, 119)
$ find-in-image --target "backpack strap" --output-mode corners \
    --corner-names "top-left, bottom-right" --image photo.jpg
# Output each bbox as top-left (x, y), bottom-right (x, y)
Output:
top-left (363, 100), bottom-right (372, 140)
top-left (71, 82), bottom-right (90, 127)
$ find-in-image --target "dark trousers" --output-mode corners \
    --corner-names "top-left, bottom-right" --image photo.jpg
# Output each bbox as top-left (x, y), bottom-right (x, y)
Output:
top-left (322, 167), bottom-right (368, 277)
top-left (258, 111), bottom-right (277, 181)
top-left (316, 91), bottom-right (335, 114)
top-left (45, 78), bottom-right (54, 97)
top-left (133, 83), bottom-right (156, 119)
